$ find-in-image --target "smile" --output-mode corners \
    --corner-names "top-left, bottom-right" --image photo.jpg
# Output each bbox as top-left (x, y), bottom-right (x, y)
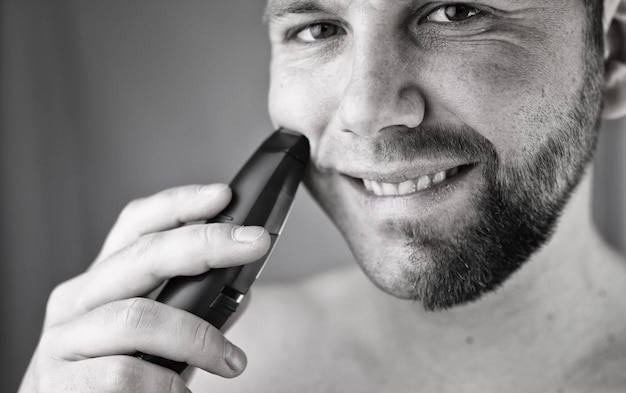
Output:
top-left (360, 165), bottom-right (468, 196)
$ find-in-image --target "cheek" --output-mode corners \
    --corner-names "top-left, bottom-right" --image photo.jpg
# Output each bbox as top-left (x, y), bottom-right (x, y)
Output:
top-left (428, 37), bottom-right (585, 162)
top-left (268, 59), bottom-right (344, 153)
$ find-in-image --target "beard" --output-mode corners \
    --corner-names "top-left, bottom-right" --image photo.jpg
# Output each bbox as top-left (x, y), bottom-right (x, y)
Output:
top-left (302, 17), bottom-right (605, 311)
top-left (387, 65), bottom-right (604, 311)
top-left (394, 9), bottom-right (608, 311)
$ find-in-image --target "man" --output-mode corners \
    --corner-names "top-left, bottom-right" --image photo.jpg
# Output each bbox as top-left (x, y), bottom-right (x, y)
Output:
top-left (19, 0), bottom-right (626, 392)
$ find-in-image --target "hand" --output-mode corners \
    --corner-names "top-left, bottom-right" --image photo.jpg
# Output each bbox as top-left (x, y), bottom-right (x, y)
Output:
top-left (18, 184), bottom-right (271, 392)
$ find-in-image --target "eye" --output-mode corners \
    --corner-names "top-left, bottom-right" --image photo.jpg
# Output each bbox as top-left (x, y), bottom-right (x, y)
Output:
top-left (295, 22), bottom-right (344, 42)
top-left (426, 4), bottom-right (481, 23)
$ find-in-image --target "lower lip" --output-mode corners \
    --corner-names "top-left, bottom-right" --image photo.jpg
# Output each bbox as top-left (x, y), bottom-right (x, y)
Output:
top-left (342, 165), bottom-right (482, 221)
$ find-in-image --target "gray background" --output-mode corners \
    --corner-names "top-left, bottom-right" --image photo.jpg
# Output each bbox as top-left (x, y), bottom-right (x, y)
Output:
top-left (1, 1), bottom-right (624, 391)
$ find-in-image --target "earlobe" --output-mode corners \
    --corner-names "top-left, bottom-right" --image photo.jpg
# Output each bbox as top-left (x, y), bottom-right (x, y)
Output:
top-left (602, 0), bottom-right (626, 119)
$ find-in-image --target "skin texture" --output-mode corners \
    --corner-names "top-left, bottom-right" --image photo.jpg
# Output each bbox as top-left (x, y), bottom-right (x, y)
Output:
top-left (267, 0), bottom-right (602, 308)
top-left (191, 0), bottom-right (626, 391)
top-left (19, 185), bottom-right (272, 392)
top-left (19, 0), bottom-right (626, 392)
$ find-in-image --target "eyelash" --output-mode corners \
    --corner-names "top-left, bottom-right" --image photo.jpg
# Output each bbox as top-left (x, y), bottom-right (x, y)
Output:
top-left (287, 20), bottom-right (346, 44)
top-left (424, 4), bottom-right (483, 24)
top-left (285, 3), bottom-right (486, 44)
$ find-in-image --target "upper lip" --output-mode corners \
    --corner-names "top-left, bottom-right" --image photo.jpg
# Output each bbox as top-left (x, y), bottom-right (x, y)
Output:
top-left (331, 161), bottom-right (475, 184)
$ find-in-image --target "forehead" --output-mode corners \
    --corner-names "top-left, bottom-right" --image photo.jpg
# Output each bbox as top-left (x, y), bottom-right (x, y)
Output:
top-left (264, 0), bottom-right (416, 20)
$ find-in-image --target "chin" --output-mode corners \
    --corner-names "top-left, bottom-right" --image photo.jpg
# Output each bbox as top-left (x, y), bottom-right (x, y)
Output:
top-left (350, 244), bottom-right (424, 300)
top-left (302, 71), bottom-right (600, 311)
top-left (349, 238), bottom-right (495, 311)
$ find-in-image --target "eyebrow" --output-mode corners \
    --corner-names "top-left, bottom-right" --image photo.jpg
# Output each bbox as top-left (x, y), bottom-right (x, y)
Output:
top-left (263, 0), bottom-right (342, 23)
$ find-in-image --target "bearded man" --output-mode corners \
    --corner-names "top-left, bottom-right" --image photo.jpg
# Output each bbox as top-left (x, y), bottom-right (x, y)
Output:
top-left (20, 0), bottom-right (626, 392)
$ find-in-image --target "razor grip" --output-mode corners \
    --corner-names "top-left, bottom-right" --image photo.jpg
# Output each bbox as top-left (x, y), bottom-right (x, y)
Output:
top-left (137, 233), bottom-right (279, 374)
top-left (135, 130), bottom-right (308, 374)
top-left (136, 268), bottom-right (242, 374)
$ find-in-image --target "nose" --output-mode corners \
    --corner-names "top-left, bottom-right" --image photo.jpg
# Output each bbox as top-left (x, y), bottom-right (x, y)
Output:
top-left (337, 39), bottom-right (426, 137)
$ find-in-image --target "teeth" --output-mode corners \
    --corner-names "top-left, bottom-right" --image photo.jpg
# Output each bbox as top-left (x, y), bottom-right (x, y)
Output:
top-left (382, 182), bottom-right (398, 196)
top-left (360, 166), bottom-right (462, 196)
top-left (363, 179), bottom-right (372, 192)
top-left (432, 170), bottom-right (446, 185)
top-left (416, 175), bottom-right (431, 191)
top-left (371, 180), bottom-right (383, 196)
top-left (398, 180), bottom-right (416, 195)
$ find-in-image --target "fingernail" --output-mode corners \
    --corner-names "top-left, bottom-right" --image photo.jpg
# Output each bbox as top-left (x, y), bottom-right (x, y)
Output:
top-left (232, 226), bottom-right (265, 244)
top-left (199, 183), bottom-right (228, 196)
top-left (225, 341), bottom-right (247, 372)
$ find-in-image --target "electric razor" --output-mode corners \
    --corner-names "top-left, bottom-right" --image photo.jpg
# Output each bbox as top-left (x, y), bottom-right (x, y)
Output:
top-left (138, 129), bottom-right (309, 373)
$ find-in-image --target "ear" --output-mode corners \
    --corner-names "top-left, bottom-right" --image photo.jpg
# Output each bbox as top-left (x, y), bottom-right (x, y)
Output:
top-left (602, 0), bottom-right (626, 119)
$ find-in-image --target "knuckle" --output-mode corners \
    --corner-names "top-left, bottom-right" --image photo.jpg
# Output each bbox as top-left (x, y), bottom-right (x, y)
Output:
top-left (199, 224), bottom-right (222, 249)
top-left (45, 279), bottom-right (85, 324)
top-left (45, 282), bottom-right (69, 318)
top-left (194, 321), bottom-right (223, 355)
top-left (115, 298), bottom-right (159, 331)
top-left (119, 197), bottom-right (147, 222)
top-left (126, 232), bottom-right (159, 262)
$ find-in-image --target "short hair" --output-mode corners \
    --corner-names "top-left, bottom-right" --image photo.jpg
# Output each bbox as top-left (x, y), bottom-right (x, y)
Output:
top-left (584, 0), bottom-right (604, 53)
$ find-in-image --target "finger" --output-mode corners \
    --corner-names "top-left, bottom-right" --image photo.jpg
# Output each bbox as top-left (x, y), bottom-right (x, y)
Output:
top-left (45, 298), bottom-right (247, 379)
top-left (39, 355), bottom-right (189, 393)
top-left (95, 183), bottom-right (232, 263)
top-left (47, 223), bottom-right (270, 324)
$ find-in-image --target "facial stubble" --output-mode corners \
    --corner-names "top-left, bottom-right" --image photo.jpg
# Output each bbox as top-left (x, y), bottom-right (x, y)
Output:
top-left (403, 59), bottom-right (603, 311)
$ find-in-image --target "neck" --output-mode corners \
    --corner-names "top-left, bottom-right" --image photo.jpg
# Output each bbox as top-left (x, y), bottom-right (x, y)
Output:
top-left (452, 165), bottom-right (605, 324)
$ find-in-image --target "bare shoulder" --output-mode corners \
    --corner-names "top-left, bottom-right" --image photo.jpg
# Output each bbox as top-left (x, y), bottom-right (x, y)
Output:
top-left (567, 244), bottom-right (626, 391)
top-left (188, 265), bottom-right (378, 392)
top-left (188, 245), bottom-right (626, 392)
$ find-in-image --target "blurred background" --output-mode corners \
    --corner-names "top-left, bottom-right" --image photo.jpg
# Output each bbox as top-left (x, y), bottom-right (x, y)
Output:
top-left (1, 1), bottom-right (624, 391)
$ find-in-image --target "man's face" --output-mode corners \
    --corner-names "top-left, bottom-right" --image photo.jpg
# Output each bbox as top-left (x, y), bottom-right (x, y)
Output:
top-left (266, 0), bottom-right (603, 309)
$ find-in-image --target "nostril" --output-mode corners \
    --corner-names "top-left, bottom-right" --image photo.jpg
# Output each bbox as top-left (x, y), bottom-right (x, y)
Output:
top-left (378, 125), bottom-right (417, 135)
